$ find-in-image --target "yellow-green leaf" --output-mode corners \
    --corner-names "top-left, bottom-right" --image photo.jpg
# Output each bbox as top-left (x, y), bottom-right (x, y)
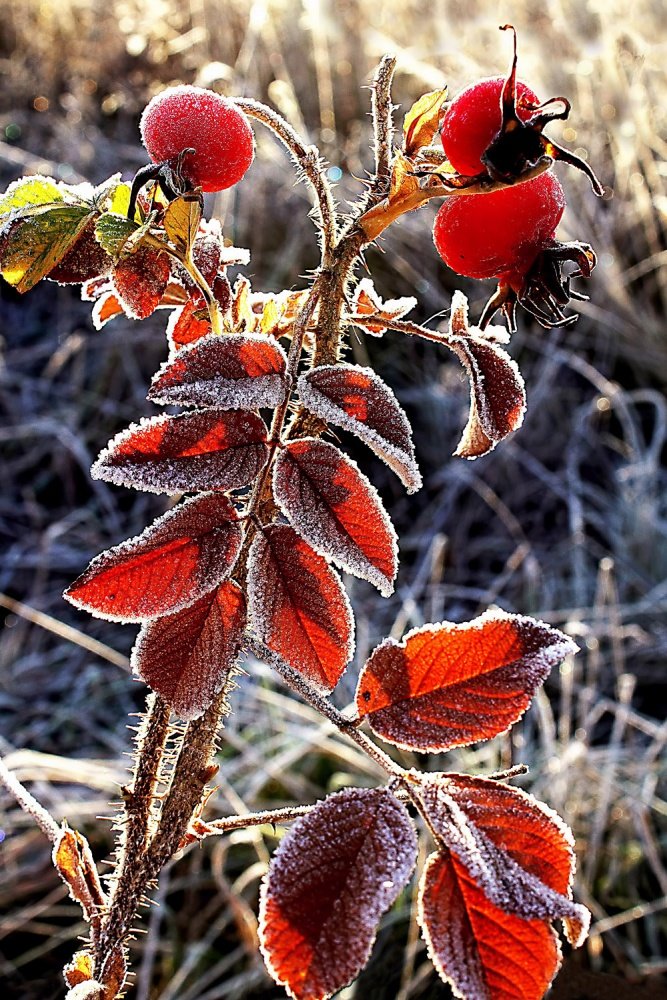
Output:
top-left (0, 204), bottom-right (92, 292)
top-left (108, 182), bottom-right (131, 217)
top-left (0, 175), bottom-right (65, 218)
top-left (164, 193), bottom-right (202, 256)
top-left (403, 88), bottom-right (448, 157)
top-left (95, 212), bottom-right (139, 257)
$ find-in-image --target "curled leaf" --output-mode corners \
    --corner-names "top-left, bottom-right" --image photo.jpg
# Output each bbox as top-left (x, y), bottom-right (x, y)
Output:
top-left (403, 88), bottom-right (448, 157)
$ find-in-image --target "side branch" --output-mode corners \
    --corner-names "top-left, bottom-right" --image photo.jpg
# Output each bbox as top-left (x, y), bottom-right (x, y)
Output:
top-left (232, 98), bottom-right (337, 266)
top-left (0, 755), bottom-right (61, 843)
top-left (371, 54), bottom-right (398, 190)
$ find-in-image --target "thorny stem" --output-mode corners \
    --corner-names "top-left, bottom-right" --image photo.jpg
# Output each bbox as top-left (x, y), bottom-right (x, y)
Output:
top-left (232, 98), bottom-right (337, 267)
top-left (245, 637), bottom-right (408, 783)
top-left (205, 803), bottom-right (315, 834)
top-left (371, 55), bottom-right (398, 192)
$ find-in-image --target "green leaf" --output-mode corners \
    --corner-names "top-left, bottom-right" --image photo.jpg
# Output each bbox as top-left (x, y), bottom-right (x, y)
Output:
top-left (0, 175), bottom-right (65, 218)
top-left (0, 204), bottom-right (92, 292)
top-left (95, 213), bottom-right (140, 257)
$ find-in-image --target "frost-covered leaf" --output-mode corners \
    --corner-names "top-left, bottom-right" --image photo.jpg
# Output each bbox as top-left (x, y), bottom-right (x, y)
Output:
top-left (447, 291), bottom-right (526, 458)
top-left (92, 290), bottom-right (125, 329)
top-left (273, 439), bottom-right (398, 597)
top-left (298, 365), bottom-right (421, 493)
top-left (419, 850), bottom-right (562, 1000)
top-left (403, 88), bottom-right (448, 157)
top-left (247, 524), bottom-right (354, 692)
top-left (259, 787), bottom-right (417, 1000)
top-left (65, 494), bottom-right (242, 622)
top-left (167, 298), bottom-right (213, 351)
top-left (231, 274), bottom-right (254, 330)
top-left (132, 579), bottom-right (245, 719)
top-left (356, 611), bottom-right (577, 752)
top-left (150, 333), bottom-right (288, 409)
top-left (92, 408), bottom-right (269, 495)
top-left (112, 244), bottom-right (171, 319)
top-left (349, 278), bottom-right (416, 336)
top-left (53, 824), bottom-right (106, 925)
top-left (0, 204), bottom-right (93, 292)
top-left (0, 175), bottom-right (66, 217)
top-left (417, 775), bottom-right (590, 949)
top-left (164, 192), bottom-right (202, 256)
top-left (94, 212), bottom-right (140, 257)
top-left (48, 219), bottom-right (111, 284)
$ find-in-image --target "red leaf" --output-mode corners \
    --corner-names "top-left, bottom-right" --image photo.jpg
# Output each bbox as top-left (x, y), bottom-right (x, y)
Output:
top-left (64, 493), bottom-right (242, 622)
top-left (92, 290), bottom-right (125, 329)
top-left (356, 611), bottom-right (577, 752)
top-left (419, 849), bottom-right (561, 1000)
top-left (247, 524), bottom-right (354, 692)
top-left (92, 408), bottom-right (269, 494)
top-left (149, 333), bottom-right (288, 409)
top-left (112, 244), bottom-right (171, 319)
top-left (437, 775), bottom-right (576, 898)
top-left (259, 787), bottom-right (417, 1000)
top-left (297, 365), bottom-right (421, 493)
top-left (48, 219), bottom-right (111, 284)
top-left (273, 439), bottom-right (398, 597)
top-left (132, 580), bottom-right (246, 719)
top-left (167, 298), bottom-right (212, 351)
top-left (417, 776), bottom-right (590, 947)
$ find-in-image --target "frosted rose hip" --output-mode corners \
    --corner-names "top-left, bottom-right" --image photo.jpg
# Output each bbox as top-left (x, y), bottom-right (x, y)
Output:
top-left (140, 85), bottom-right (255, 192)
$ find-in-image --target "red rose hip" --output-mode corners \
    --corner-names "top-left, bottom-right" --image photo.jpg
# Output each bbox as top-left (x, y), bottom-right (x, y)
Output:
top-left (140, 86), bottom-right (255, 193)
top-left (441, 76), bottom-right (540, 177)
top-left (433, 171), bottom-right (565, 283)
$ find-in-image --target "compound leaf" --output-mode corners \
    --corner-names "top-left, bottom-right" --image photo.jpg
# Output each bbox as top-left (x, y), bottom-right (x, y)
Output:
top-left (92, 408), bottom-right (269, 494)
top-left (259, 787), bottom-right (417, 1000)
top-left (65, 493), bottom-right (242, 622)
top-left (132, 579), bottom-right (246, 719)
top-left (356, 611), bottom-right (577, 752)
top-left (273, 439), bottom-right (398, 597)
top-left (247, 524), bottom-right (354, 692)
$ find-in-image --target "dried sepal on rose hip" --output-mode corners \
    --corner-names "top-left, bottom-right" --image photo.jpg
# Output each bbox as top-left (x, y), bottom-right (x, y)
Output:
top-left (440, 24), bottom-right (604, 194)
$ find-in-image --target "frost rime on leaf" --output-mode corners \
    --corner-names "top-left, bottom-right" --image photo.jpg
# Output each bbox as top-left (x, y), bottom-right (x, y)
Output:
top-left (247, 524), bottom-right (354, 692)
top-left (273, 439), bottom-right (398, 597)
top-left (112, 245), bottom-right (171, 320)
top-left (132, 580), bottom-right (246, 719)
top-left (446, 291), bottom-right (526, 459)
top-left (259, 787), bottom-right (418, 1000)
top-left (92, 408), bottom-right (269, 495)
top-left (297, 365), bottom-right (422, 493)
top-left (417, 774), bottom-right (590, 1000)
top-left (355, 611), bottom-right (577, 752)
top-left (64, 493), bottom-right (242, 622)
top-left (149, 333), bottom-right (288, 409)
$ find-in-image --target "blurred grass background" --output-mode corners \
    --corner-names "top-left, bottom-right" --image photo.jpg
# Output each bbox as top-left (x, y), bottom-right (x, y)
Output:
top-left (0, 0), bottom-right (666, 997)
